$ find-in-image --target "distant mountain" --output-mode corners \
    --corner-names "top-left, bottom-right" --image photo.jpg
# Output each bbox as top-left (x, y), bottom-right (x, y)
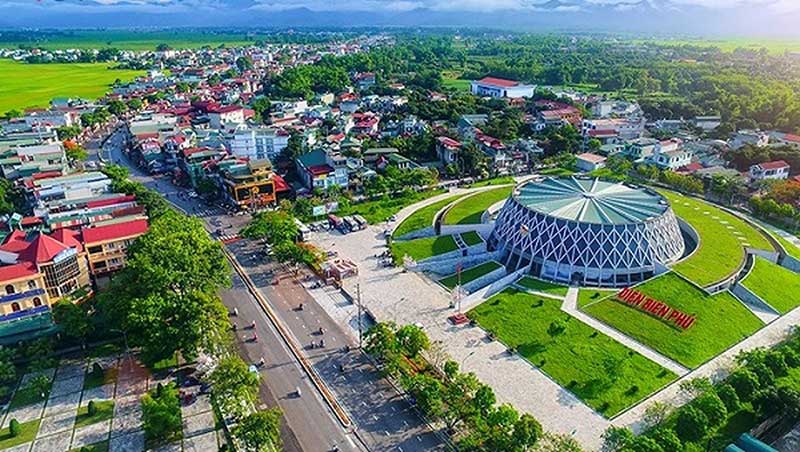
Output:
top-left (0, 0), bottom-right (798, 38)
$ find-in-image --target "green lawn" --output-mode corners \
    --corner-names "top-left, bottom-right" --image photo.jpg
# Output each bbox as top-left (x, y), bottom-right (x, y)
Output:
top-left (337, 189), bottom-right (445, 225)
top-left (444, 187), bottom-right (513, 225)
top-left (0, 419), bottom-right (40, 450)
top-left (636, 38), bottom-right (800, 55)
top-left (469, 176), bottom-right (516, 187)
top-left (0, 59), bottom-right (144, 114)
top-left (516, 277), bottom-right (569, 297)
top-left (538, 167), bottom-right (576, 177)
top-left (741, 257), bottom-right (800, 314)
top-left (69, 440), bottom-right (109, 452)
top-left (393, 194), bottom-right (465, 238)
top-left (391, 235), bottom-right (458, 264)
top-left (149, 354), bottom-right (178, 372)
top-left (769, 231), bottom-right (800, 261)
top-left (460, 231), bottom-right (484, 247)
top-left (469, 288), bottom-right (676, 416)
top-left (577, 288), bottom-right (619, 309)
top-left (659, 190), bottom-right (773, 287)
top-left (75, 400), bottom-right (115, 429)
top-left (582, 272), bottom-right (764, 369)
top-left (9, 378), bottom-right (52, 410)
top-left (439, 261), bottom-right (502, 289)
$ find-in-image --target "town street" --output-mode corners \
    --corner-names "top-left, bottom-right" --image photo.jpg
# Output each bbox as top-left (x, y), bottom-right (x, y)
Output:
top-left (103, 127), bottom-right (444, 452)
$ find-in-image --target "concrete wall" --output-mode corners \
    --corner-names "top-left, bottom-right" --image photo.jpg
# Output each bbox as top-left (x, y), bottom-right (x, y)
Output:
top-left (748, 248), bottom-right (780, 264)
top-left (462, 265), bottom-right (507, 294)
top-left (460, 268), bottom-right (528, 311)
top-left (782, 255), bottom-right (800, 273)
top-left (412, 251), bottom-right (503, 275)
top-left (731, 283), bottom-right (779, 316)
top-left (394, 226), bottom-right (435, 241)
top-left (439, 223), bottom-right (494, 238)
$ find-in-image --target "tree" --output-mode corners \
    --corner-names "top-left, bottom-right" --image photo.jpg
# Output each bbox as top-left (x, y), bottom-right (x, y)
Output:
top-left (602, 426), bottom-right (633, 452)
top-left (675, 406), bottom-right (708, 442)
top-left (3, 109), bottom-right (22, 120)
top-left (728, 369), bottom-right (760, 401)
top-left (87, 400), bottom-right (97, 416)
top-left (694, 392), bottom-right (727, 427)
top-left (363, 322), bottom-right (398, 361)
top-left (642, 402), bottom-right (672, 429)
top-left (396, 324), bottom-right (430, 358)
top-left (141, 383), bottom-right (182, 444)
top-left (64, 142), bottom-right (88, 162)
top-left (513, 413), bottom-right (543, 450)
top-left (56, 125), bottom-right (82, 140)
top-left (0, 346), bottom-right (15, 398)
top-left (535, 432), bottom-right (583, 452)
top-left (27, 374), bottom-right (51, 400)
top-left (441, 370), bottom-right (481, 430)
top-left (252, 97), bottom-right (272, 124)
top-left (8, 419), bottom-right (19, 437)
top-left (209, 356), bottom-right (259, 420)
top-left (100, 211), bottom-right (230, 365)
top-left (241, 211), bottom-right (298, 244)
top-left (106, 99), bottom-right (128, 117)
top-left (716, 383), bottom-right (740, 412)
top-left (648, 428), bottom-right (681, 452)
top-left (624, 436), bottom-right (663, 452)
top-left (408, 373), bottom-right (445, 420)
top-left (53, 301), bottom-right (93, 344)
top-left (234, 408), bottom-right (283, 451)
top-left (127, 98), bottom-right (143, 111)
top-left (235, 56), bottom-right (254, 72)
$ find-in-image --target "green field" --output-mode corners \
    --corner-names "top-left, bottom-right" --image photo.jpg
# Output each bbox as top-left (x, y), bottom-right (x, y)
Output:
top-left (639, 38), bottom-right (800, 55)
top-left (469, 176), bottom-right (516, 187)
top-left (442, 70), bottom-right (471, 92)
top-left (582, 272), bottom-right (764, 368)
top-left (577, 288), bottom-right (619, 309)
top-left (439, 261), bottom-right (502, 289)
top-left (337, 189), bottom-right (444, 225)
top-left (392, 193), bottom-right (464, 238)
top-left (460, 231), bottom-right (484, 246)
top-left (469, 288), bottom-right (676, 416)
top-left (391, 235), bottom-right (458, 264)
top-left (741, 257), bottom-right (800, 314)
top-left (769, 231), bottom-right (800, 261)
top-left (0, 59), bottom-right (143, 114)
top-left (516, 276), bottom-right (569, 297)
top-left (659, 190), bottom-right (773, 287)
top-left (444, 187), bottom-right (513, 225)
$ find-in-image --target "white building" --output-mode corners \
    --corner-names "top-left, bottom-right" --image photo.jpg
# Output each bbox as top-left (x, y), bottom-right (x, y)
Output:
top-left (24, 110), bottom-right (77, 128)
top-left (470, 77), bottom-right (536, 99)
top-left (591, 100), bottom-right (642, 119)
top-left (208, 105), bottom-right (246, 129)
top-left (575, 153), bottom-right (606, 172)
top-left (749, 160), bottom-right (790, 182)
top-left (731, 130), bottom-right (769, 149)
top-left (229, 126), bottom-right (290, 161)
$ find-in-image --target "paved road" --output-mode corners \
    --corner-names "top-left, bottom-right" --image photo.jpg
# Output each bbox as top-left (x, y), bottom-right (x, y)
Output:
top-left (104, 130), bottom-right (364, 452)
top-left (228, 239), bottom-right (445, 452)
top-left (104, 128), bottom-right (444, 451)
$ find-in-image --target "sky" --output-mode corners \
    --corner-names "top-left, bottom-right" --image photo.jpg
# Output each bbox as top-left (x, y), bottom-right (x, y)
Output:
top-left (1, 0), bottom-right (800, 35)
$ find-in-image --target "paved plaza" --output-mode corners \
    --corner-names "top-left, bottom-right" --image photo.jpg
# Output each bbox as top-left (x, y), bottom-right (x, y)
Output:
top-left (307, 189), bottom-right (800, 450)
top-left (0, 354), bottom-right (222, 452)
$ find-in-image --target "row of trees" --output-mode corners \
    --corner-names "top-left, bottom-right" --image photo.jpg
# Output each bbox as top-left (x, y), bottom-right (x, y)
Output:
top-left (604, 331), bottom-right (800, 451)
top-left (241, 210), bottom-right (324, 271)
top-left (363, 322), bottom-right (579, 451)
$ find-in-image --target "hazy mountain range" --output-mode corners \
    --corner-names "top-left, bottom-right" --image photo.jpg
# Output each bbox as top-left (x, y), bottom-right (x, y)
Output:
top-left (0, 0), bottom-right (798, 37)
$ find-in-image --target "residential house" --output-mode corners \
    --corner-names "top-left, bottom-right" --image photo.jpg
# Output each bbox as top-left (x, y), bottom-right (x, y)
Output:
top-left (296, 149), bottom-right (349, 191)
top-left (731, 130), bottom-right (769, 149)
top-left (207, 104), bottom-right (246, 129)
top-left (229, 126), bottom-right (290, 161)
top-left (750, 160), bottom-right (790, 182)
top-left (576, 153), bottom-right (606, 172)
top-left (436, 136), bottom-right (462, 166)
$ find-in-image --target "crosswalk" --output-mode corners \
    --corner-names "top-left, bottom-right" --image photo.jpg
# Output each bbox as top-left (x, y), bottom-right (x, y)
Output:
top-left (218, 233), bottom-right (241, 244)
top-left (195, 208), bottom-right (222, 217)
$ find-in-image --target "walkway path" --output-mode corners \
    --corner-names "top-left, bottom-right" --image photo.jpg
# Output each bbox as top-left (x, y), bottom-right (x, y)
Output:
top-left (561, 288), bottom-right (689, 377)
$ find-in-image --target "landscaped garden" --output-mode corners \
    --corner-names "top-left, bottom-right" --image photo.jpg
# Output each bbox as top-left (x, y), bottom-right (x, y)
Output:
top-left (338, 188), bottom-right (445, 224)
top-left (460, 231), bottom-right (484, 246)
top-left (469, 288), bottom-right (676, 416)
top-left (577, 288), bottom-right (619, 309)
top-left (516, 276), bottom-right (569, 297)
top-left (393, 193), bottom-right (465, 238)
top-left (741, 257), bottom-right (800, 314)
top-left (443, 186), bottom-right (513, 225)
top-left (439, 261), bottom-right (502, 289)
top-left (391, 235), bottom-right (459, 264)
top-left (581, 272), bottom-right (764, 368)
top-left (768, 230), bottom-right (800, 261)
top-left (658, 190), bottom-right (773, 287)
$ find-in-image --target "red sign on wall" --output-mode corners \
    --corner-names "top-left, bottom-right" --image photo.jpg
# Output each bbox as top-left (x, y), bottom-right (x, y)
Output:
top-left (616, 287), bottom-right (696, 330)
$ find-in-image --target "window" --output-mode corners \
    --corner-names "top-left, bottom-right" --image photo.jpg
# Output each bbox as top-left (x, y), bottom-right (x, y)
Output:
top-left (27, 280), bottom-right (37, 290)
top-left (88, 246), bottom-right (103, 254)
top-left (4, 285), bottom-right (14, 295)
top-left (32, 297), bottom-right (41, 307)
top-left (11, 302), bottom-right (20, 312)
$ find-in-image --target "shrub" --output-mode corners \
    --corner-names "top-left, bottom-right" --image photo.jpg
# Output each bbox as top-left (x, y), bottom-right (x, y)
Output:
top-left (765, 351), bottom-right (789, 377)
top-left (749, 361), bottom-right (775, 387)
top-left (626, 385), bottom-right (640, 396)
top-left (675, 406), bottom-right (708, 442)
top-left (783, 348), bottom-right (800, 367)
top-left (87, 400), bottom-right (97, 416)
top-left (694, 392), bottom-right (727, 427)
top-left (649, 427), bottom-right (682, 451)
top-left (141, 382), bottom-right (182, 444)
top-left (716, 384), bottom-right (740, 412)
top-left (8, 418), bottom-right (19, 437)
top-left (547, 319), bottom-right (566, 337)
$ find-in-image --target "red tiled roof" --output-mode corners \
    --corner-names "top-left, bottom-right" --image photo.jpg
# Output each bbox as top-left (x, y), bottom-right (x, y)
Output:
top-left (81, 219), bottom-right (149, 244)
top-left (32, 171), bottom-right (63, 180)
top-left (50, 228), bottom-right (83, 252)
top-left (758, 160), bottom-right (789, 170)
top-left (208, 105), bottom-right (243, 114)
top-left (783, 134), bottom-right (800, 143)
top-left (0, 230), bottom-right (30, 254)
top-left (0, 262), bottom-right (38, 282)
top-left (588, 129), bottom-right (618, 138)
top-left (273, 174), bottom-right (290, 192)
top-left (437, 136), bottom-right (462, 148)
top-left (307, 165), bottom-right (334, 176)
top-left (18, 233), bottom-right (69, 264)
top-left (476, 77), bottom-right (519, 88)
top-left (20, 216), bottom-right (43, 227)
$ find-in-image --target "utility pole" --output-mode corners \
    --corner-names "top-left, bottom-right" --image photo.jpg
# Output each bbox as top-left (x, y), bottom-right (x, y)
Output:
top-left (356, 282), bottom-right (363, 349)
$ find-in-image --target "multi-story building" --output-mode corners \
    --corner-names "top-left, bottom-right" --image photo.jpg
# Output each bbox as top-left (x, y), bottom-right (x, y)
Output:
top-left (750, 160), bottom-right (790, 182)
top-left (229, 126), bottom-right (290, 160)
top-left (215, 159), bottom-right (288, 210)
top-left (470, 77), bottom-right (536, 98)
top-left (296, 149), bottom-right (349, 191)
top-left (0, 262), bottom-right (52, 340)
top-left (82, 219), bottom-right (149, 283)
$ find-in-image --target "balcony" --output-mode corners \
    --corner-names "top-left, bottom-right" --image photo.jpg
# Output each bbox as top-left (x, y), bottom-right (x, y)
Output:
top-left (0, 288), bottom-right (45, 304)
